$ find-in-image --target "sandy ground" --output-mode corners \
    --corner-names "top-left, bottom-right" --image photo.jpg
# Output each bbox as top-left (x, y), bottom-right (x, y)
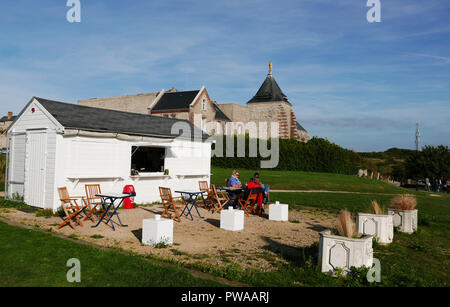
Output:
top-left (0, 204), bottom-right (337, 271)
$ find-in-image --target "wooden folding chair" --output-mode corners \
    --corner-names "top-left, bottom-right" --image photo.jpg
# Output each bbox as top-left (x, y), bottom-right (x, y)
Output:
top-left (198, 181), bottom-right (213, 210)
top-left (159, 187), bottom-right (184, 222)
top-left (238, 188), bottom-right (258, 217)
top-left (210, 184), bottom-right (230, 214)
top-left (57, 187), bottom-right (86, 229)
top-left (83, 184), bottom-right (106, 222)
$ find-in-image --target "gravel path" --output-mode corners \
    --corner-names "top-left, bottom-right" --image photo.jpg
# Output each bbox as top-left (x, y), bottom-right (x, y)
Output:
top-left (0, 204), bottom-right (337, 271)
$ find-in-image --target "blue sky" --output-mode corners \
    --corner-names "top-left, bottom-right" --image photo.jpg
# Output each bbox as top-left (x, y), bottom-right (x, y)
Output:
top-left (0, 0), bottom-right (449, 152)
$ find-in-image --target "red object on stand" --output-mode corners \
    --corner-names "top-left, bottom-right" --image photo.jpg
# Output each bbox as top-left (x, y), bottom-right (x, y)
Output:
top-left (123, 185), bottom-right (136, 209)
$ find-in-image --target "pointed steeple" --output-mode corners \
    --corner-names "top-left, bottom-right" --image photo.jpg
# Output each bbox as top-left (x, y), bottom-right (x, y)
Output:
top-left (247, 62), bottom-right (290, 105)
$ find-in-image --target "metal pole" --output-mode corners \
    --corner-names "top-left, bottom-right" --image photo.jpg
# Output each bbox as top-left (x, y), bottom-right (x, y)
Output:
top-left (415, 123), bottom-right (420, 151)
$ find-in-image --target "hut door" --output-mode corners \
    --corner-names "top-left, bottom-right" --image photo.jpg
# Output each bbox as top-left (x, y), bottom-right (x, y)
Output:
top-left (24, 130), bottom-right (47, 208)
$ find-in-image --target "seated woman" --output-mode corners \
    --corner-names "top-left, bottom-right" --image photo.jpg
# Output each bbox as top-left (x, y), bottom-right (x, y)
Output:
top-left (228, 170), bottom-right (242, 189)
top-left (226, 170), bottom-right (243, 209)
top-left (254, 173), bottom-right (270, 205)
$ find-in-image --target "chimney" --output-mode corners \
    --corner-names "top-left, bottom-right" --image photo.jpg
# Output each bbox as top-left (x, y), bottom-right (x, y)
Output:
top-left (8, 112), bottom-right (13, 119)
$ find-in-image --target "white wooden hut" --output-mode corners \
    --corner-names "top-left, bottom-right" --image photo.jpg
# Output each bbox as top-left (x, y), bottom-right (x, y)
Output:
top-left (5, 97), bottom-right (212, 210)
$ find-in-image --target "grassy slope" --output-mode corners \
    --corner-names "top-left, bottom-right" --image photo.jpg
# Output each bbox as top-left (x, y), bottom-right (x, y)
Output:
top-left (211, 167), bottom-right (408, 194)
top-left (198, 193), bottom-right (450, 287)
top-left (210, 168), bottom-right (450, 286)
top-left (0, 221), bottom-right (225, 287)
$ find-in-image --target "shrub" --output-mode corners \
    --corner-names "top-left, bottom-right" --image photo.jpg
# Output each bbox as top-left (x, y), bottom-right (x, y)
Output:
top-left (336, 210), bottom-right (356, 238)
top-left (389, 195), bottom-right (417, 210)
top-left (211, 136), bottom-right (361, 175)
top-left (370, 200), bottom-right (384, 215)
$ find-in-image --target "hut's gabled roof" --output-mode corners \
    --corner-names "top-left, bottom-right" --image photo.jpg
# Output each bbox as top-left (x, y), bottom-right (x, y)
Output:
top-left (33, 97), bottom-right (209, 140)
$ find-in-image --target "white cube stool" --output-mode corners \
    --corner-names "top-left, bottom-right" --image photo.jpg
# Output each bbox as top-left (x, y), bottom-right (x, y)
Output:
top-left (269, 201), bottom-right (289, 221)
top-left (220, 207), bottom-right (244, 231)
top-left (142, 215), bottom-right (174, 246)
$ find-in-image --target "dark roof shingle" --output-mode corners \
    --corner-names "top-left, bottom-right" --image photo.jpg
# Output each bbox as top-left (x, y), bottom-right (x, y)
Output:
top-left (247, 75), bottom-right (291, 105)
top-left (152, 90), bottom-right (199, 111)
top-left (0, 116), bottom-right (17, 122)
top-left (296, 121), bottom-right (307, 132)
top-left (34, 97), bottom-right (209, 140)
top-left (213, 103), bottom-right (231, 121)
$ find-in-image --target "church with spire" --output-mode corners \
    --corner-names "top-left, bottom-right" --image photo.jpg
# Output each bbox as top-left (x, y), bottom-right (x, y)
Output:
top-left (77, 62), bottom-right (310, 142)
top-left (217, 62), bottom-right (310, 142)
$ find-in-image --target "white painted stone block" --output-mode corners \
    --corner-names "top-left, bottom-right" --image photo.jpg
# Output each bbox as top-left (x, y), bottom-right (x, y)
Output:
top-left (319, 230), bottom-right (373, 274)
top-left (386, 209), bottom-right (418, 234)
top-left (269, 202), bottom-right (289, 221)
top-left (356, 213), bottom-right (394, 244)
top-left (220, 207), bottom-right (244, 231)
top-left (142, 215), bottom-right (174, 246)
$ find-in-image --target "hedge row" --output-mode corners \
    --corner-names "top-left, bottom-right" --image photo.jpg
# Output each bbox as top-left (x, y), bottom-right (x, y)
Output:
top-left (211, 136), bottom-right (361, 175)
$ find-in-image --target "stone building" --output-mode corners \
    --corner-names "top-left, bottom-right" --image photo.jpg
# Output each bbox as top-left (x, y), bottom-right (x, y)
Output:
top-left (0, 112), bottom-right (17, 149)
top-left (77, 62), bottom-right (310, 141)
top-left (218, 62), bottom-right (310, 142)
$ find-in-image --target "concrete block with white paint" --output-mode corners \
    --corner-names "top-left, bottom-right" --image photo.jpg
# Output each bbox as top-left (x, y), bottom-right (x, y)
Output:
top-left (220, 207), bottom-right (244, 231)
top-left (269, 201), bottom-right (289, 221)
top-left (142, 215), bottom-right (173, 246)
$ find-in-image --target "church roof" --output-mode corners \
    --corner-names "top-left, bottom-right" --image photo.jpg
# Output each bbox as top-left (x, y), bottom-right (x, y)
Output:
top-left (247, 62), bottom-right (291, 105)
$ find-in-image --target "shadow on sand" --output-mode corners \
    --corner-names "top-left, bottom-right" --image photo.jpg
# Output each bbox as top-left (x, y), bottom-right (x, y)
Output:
top-left (261, 236), bottom-right (319, 267)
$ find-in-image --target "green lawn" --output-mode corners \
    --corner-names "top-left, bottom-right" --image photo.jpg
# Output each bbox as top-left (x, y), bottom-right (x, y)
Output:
top-left (190, 192), bottom-right (450, 287)
top-left (1, 167), bottom-right (449, 287)
top-left (211, 167), bottom-right (408, 194)
top-left (0, 221), bottom-right (225, 287)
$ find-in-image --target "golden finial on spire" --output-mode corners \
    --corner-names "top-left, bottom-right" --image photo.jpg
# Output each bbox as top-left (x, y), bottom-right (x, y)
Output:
top-left (269, 61), bottom-right (273, 75)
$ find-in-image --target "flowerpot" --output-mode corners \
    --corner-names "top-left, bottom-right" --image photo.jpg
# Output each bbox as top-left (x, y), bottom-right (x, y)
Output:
top-left (386, 208), bottom-right (418, 234)
top-left (356, 213), bottom-right (394, 244)
top-left (319, 230), bottom-right (373, 274)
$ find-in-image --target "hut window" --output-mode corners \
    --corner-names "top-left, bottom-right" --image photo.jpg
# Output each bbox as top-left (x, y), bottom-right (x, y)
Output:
top-left (131, 146), bottom-right (165, 173)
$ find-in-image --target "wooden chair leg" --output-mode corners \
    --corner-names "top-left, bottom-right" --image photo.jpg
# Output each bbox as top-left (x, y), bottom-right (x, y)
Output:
top-left (172, 205), bottom-right (181, 222)
top-left (161, 206), bottom-right (172, 219)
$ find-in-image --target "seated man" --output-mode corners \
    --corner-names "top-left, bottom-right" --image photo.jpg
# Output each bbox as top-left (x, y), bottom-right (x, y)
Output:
top-left (248, 177), bottom-right (264, 214)
top-left (254, 173), bottom-right (270, 204)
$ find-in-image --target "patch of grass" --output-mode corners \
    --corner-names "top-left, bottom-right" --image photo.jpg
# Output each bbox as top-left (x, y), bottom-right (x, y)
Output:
top-left (0, 221), bottom-right (225, 286)
top-left (290, 219), bottom-right (300, 224)
top-left (68, 234), bottom-right (78, 240)
top-left (271, 192), bottom-right (396, 213)
top-left (90, 234), bottom-right (104, 239)
top-left (154, 242), bottom-right (168, 249)
top-left (0, 197), bottom-right (31, 210)
top-left (35, 209), bottom-right (54, 219)
top-left (212, 167), bottom-right (409, 194)
top-left (170, 249), bottom-right (189, 257)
